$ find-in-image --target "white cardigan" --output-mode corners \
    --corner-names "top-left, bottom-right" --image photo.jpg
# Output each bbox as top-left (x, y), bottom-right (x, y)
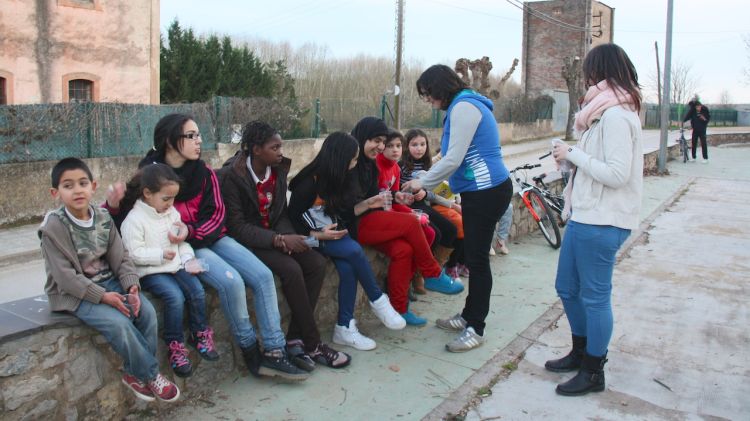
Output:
top-left (564, 105), bottom-right (643, 230)
top-left (120, 200), bottom-right (195, 277)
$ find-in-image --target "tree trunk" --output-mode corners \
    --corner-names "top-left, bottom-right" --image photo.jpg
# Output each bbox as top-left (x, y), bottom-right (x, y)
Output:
top-left (562, 56), bottom-right (582, 141)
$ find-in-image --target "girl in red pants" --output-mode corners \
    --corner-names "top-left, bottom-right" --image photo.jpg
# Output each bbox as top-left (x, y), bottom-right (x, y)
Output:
top-left (350, 117), bottom-right (463, 326)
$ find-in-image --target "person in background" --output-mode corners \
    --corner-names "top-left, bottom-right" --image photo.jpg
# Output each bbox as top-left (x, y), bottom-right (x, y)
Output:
top-left (682, 98), bottom-right (710, 163)
top-left (546, 43), bottom-right (643, 396)
top-left (491, 203), bottom-right (513, 256)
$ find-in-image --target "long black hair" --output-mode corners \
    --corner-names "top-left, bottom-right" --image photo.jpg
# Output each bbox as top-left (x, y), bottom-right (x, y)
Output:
top-left (289, 132), bottom-right (359, 216)
top-left (234, 120), bottom-right (279, 172)
top-left (143, 113), bottom-right (195, 163)
top-left (416, 64), bottom-right (469, 111)
top-left (582, 43), bottom-right (642, 112)
top-left (401, 128), bottom-right (433, 174)
top-left (120, 163), bottom-right (181, 213)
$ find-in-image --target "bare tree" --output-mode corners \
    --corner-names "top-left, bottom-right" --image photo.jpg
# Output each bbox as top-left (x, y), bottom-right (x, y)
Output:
top-left (670, 60), bottom-right (700, 105)
top-left (562, 56), bottom-right (582, 141)
top-left (718, 90), bottom-right (732, 106)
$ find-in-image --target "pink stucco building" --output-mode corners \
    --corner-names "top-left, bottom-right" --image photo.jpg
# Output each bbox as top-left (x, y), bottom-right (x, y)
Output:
top-left (0, 0), bottom-right (160, 105)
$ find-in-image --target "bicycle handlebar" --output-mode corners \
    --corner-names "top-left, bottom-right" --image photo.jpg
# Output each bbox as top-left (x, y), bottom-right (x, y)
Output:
top-left (539, 151), bottom-right (552, 160)
top-left (510, 163), bottom-right (541, 173)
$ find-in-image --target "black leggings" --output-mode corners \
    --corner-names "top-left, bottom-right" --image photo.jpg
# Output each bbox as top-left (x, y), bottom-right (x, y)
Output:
top-left (459, 178), bottom-right (513, 335)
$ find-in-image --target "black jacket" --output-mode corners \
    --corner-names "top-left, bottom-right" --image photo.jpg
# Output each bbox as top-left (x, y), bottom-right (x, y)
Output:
top-left (217, 153), bottom-right (296, 250)
top-left (683, 104), bottom-right (710, 133)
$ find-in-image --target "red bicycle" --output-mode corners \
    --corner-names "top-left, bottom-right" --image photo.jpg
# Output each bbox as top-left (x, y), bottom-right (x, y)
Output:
top-left (509, 163), bottom-right (561, 249)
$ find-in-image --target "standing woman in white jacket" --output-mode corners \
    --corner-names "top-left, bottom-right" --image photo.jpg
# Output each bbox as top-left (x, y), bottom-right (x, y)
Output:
top-left (121, 163), bottom-right (220, 379)
top-left (546, 43), bottom-right (643, 396)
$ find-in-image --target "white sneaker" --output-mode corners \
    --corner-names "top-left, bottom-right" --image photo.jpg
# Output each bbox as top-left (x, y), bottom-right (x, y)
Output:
top-left (700, 159), bottom-right (708, 164)
top-left (332, 319), bottom-right (376, 351)
top-left (489, 246), bottom-right (496, 256)
top-left (369, 294), bottom-right (406, 330)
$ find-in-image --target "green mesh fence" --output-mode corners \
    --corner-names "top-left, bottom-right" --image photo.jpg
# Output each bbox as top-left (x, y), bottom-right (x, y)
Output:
top-left (0, 96), bottom-right (307, 164)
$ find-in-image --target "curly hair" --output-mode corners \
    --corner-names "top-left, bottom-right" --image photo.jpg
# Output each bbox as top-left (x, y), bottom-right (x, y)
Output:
top-left (233, 120), bottom-right (279, 172)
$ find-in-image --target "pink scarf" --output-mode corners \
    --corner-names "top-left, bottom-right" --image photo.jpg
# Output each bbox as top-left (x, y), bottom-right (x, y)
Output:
top-left (574, 80), bottom-right (637, 133)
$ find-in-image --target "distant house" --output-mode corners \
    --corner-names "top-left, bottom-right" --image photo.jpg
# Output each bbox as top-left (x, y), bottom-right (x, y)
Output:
top-left (0, 0), bottom-right (159, 105)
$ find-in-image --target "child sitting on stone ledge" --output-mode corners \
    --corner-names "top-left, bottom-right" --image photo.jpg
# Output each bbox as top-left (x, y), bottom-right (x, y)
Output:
top-left (39, 157), bottom-right (180, 403)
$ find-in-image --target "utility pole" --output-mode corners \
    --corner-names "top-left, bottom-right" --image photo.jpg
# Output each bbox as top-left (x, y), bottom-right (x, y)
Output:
top-left (658, 0), bottom-right (674, 173)
top-left (654, 41), bottom-right (662, 110)
top-left (394, 0), bottom-right (404, 129)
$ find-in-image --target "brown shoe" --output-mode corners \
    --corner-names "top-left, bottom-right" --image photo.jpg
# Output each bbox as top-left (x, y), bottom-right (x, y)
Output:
top-left (413, 273), bottom-right (427, 294)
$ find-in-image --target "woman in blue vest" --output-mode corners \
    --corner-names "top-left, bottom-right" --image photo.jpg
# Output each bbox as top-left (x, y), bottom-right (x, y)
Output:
top-left (402, 64), bottom-right (512, 352)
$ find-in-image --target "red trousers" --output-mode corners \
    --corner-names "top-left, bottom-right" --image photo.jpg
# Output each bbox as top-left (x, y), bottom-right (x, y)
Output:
top-left (358, 210), bottom-right (441, 313)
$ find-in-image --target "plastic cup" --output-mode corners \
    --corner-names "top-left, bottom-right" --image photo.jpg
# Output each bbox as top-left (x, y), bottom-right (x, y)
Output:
top-left (185, 258), bottom-right (209, 273)
top-left (122, 294), bottom-right (138, 319)
top-left (411, 209), bottom-right (423, 220)
top-left (379, 191), bottom-right (392, 211)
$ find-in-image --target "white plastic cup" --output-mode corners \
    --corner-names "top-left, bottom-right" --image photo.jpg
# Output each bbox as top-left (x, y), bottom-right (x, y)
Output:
top-left (185, 258), bottom-right (209, 273)
top-left (551, 139), bottom-right (572, 173)
top-left (122, 294), bottom-right (138, 319)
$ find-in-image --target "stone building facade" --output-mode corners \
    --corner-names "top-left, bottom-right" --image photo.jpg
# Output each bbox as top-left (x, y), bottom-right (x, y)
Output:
top-left (0, 0), bottom-right (160, 105)
top-left (521, 0), bottom-right (614, 97)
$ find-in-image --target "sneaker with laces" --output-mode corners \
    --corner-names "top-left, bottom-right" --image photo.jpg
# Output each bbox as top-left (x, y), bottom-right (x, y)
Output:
top-left (309, 342), bottom-right (351, 369)
top-left (258, 348), bottom-right (310, 381)
top-left (369, 294), bottom-right (406, 330)
top-left (435, 313), bottom-right (468, 331)
top-left (424, 270), bottom-right (464, 295)
top-left (489, 246), bottom-right (496, 256)
top-left (446, 327), bottom-right (485, 353)
top-left (147, 373), bottom-right (180, 402)
top-left (122, 374), bottom-right (155, 402)
top-left (188, 327), bottom-right (220, 361)
top-left (241, 342), bottom-right (262, 377)
top-left (286, 339), bottom-right (316, 372)
top-left (333, 319), bottom-right (377, 351)
top-left (168, 341), bottom-right (193, 378)
top-left (458, 264), bottom-right (470, 278)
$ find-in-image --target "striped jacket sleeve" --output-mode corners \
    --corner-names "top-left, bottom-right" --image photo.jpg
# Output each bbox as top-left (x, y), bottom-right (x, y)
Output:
top-left (188, 167), bottom-right (226, 248)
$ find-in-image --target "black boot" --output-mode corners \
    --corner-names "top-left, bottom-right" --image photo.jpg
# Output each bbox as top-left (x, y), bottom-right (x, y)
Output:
top-left (555, 352), bottom-right (607, 396)
top-left (241, 342), bottom-right (262, 377)
top-left (545, 335), bottom-right (586, 372)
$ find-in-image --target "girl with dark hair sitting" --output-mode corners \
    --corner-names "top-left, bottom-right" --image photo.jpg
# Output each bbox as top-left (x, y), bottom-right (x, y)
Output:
top-left (288, 132), bottom-right (406, 351)
top-left (217, 121), bottom-right (350, 370)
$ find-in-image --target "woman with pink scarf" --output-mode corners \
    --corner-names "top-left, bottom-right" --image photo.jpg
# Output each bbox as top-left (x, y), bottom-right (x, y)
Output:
top-left (545, 44), bottom-right (643, 396)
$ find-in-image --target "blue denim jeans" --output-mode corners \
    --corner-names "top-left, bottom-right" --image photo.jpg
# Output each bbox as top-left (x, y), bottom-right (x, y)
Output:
top-left (494, 202), bottom-right (513, 241)
top-left (74, 277), bottom-right (159, 382)
top-left (141, 270), bottom-right (207, 344)
top-left (316, 234), bottom-right (383, 327)
top-left (555, 221), bottom-right (630, 357)
top-left (196, 235), bottom-right (285, 350)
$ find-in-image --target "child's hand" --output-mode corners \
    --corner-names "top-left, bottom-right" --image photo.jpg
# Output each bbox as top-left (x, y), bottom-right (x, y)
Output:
top-left (395, 191), bottom-right (414, 205)
top-left (318, 224), bottom-right (348, 241)
top-left (414, 190), bottom-right (427, 201)
top-left (451, 203), bottom-right (462, 214)
top-left (366, 194), bottom-right (386, 209)
top-left (105, 182), bottom-right (126, 209)
top-left (126, 287), bottom-right (141, 317)
top-left (163, 249), bottom-right (177, 260)
top-left (167, 221), bottom-right (189, 244)
top-left (102, 292), bottom-right (130, 317)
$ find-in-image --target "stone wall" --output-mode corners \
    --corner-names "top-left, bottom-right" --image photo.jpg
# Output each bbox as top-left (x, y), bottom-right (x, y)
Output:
top-left (0, 249), bottom-right (389, 421)
top-left (707, 132), bottom-right (750, 146)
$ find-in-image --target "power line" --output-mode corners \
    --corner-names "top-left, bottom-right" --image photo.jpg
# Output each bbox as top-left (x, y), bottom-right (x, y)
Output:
top-left (425, 0), bottom-right (519, 21)
top-left (504, 0), bottom-right (587, 32)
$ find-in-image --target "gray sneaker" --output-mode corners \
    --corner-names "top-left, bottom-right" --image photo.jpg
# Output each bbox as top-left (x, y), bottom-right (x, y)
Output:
top-left (445, 327), bottom-right (485, 353)
top-left (435, 313), bottom-right (467, 331)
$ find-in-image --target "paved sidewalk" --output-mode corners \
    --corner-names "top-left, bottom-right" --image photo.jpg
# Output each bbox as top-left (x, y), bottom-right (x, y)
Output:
top-left (452, 144), bottom-right (750, 420)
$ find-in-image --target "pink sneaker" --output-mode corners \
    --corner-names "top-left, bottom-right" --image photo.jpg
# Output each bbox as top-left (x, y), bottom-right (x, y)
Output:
top-left (122, 374), bottom-right (155, 402)
top-left (458, 264), bottom-right (470, 278)
top-left (189, 327), bottom-right (220, 361)
top-left (147, 373), bottom-right (180, 402)
top-left (445, 266), bottom-right (460, 280)
top-left (168, 341), bottom-right (193, 378)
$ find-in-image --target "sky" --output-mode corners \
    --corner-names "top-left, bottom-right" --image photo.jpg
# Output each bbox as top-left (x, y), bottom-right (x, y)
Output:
top-left (161, 0), bottom-right (750, 104)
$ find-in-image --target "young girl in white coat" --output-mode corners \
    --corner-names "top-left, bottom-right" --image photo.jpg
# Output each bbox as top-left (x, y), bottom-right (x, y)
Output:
top-left (121, 163), bottom-right (219, 378)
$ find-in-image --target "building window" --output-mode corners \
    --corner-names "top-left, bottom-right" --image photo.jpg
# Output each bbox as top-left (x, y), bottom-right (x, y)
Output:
top-left (68, 79), bottom-right (93, 103)
top-left (57, 0), bottom-right (102, 11)
top-left (0, 77), bottom-right (6, 105)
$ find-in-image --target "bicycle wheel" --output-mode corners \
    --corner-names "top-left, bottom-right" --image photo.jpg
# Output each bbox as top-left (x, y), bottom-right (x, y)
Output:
top-left (527, 190), bottom-right (561, 249)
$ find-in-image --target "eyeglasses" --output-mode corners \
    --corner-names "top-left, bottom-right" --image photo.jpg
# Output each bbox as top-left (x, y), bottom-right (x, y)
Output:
top-left (180, 132), bottom-right (201, 140)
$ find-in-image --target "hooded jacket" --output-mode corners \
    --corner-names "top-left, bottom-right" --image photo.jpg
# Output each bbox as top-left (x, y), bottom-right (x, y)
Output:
top-left (38, 207), bottom-right (140, 312)
top-left (217, 152), bottom-right (297, 250)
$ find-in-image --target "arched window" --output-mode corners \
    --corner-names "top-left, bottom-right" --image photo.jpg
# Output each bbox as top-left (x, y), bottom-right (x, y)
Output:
top-left (68, 79), bottom-right (93, 103)
top-left (0, 77), bottom-right (6, 105)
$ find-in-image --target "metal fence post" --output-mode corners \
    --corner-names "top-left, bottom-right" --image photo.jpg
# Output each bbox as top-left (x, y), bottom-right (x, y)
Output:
top-left (312, 98), bottom-right (320, 138)
top-left (214, 96), bottom-right (222, 143)
top-left (86, 102), bottom-right (93, 158)
top-left (380, 95), bottom-right (386, 121)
